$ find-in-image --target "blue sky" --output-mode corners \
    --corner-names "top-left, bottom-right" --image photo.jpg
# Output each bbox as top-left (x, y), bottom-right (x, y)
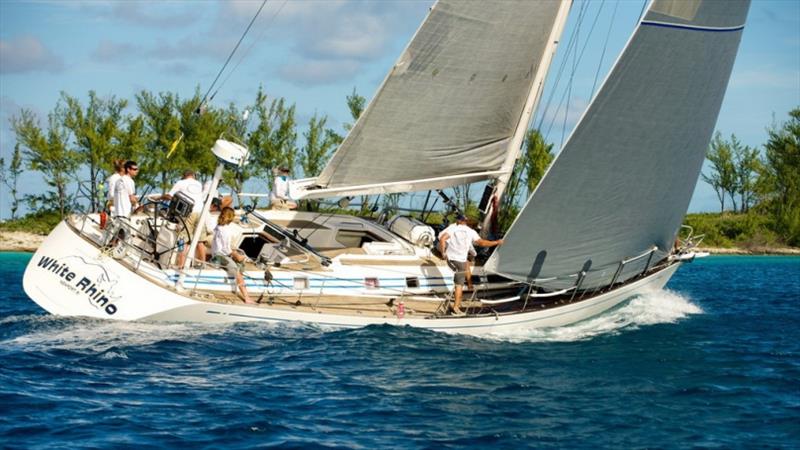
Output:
top-left (1, 0), bottom-right (798, 218)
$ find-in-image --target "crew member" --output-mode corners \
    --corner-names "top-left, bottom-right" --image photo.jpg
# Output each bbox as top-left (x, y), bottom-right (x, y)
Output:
top-left (270, 167), bottom-right (297, 210)
top-left (160, 170), bottom-right (205, 268)
top-left (438, 214), bottom-right (503, 315)
top-left (212, 207), bottom-right (253, 304)
top-left (106, 159), bottom-right (125, 212)
top-left (113, 161), bottom-right (139, 219)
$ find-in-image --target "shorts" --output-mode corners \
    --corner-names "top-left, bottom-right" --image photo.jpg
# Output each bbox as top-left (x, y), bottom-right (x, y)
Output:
top-left (447, 260), bottom-right (467, 285)
top-left (271, 198), bottom-right (292, 210)
top-left (213, 254), bottom-right (243, 278)
top-left (179, 212), bottom-right (200, 241)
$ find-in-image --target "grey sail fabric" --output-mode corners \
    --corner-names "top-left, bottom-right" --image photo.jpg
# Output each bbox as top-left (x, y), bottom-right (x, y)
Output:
top-left (486, 0), bottom-right (750, 289)
top-left (314, 0), bottom-right (564, 193)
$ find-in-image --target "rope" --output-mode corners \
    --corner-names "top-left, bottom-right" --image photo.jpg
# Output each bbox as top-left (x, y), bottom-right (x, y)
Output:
top-left (200, 0), bottom-right (269, 108)
top-left (216, 0), bottom-right (290, 95)
top-left (591, 0), bottom-right (619, 99)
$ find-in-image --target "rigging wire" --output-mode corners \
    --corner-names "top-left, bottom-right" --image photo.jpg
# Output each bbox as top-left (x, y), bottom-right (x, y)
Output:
top-left (590, 0), bottom-right (620, 99)
top-left (199, 0), bottom-right (269, 109)
top-left (536, 0), bottom-right (611, 147)
top-left (560, 0), bottom-right (606, 147)
top-left (216, 0), bottom-right (290, 96)
top-left (533, 0), bottom-right (590, 134)
top-left (638, 0), bottom-right (649, 22)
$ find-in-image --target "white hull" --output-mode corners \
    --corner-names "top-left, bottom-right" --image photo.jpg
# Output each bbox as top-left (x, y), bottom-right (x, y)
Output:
top-left (23, 221), bottom-right (680, 336)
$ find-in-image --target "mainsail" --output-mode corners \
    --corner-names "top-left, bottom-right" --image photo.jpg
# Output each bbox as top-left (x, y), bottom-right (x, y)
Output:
top-left (485, 0), bottom-right (751, 289)
top-left (300, 0), bottom-right (569, 199)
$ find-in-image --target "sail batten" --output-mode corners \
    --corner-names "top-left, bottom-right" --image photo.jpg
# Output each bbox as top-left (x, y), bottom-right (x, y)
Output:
top-left (309, 0), bottom-right (568, 197)
top-left (485, 0), bottom-right (751, 289)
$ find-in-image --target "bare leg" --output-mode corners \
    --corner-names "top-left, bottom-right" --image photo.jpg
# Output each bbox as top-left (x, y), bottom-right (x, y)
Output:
top-left (236, 273), bottom-right (254, 304)
top-left (176, 248), bottom-right (188, 268)
top-left (453, 285), bottom-right (463, 313)
top-left (195, 244), bottom-right (206, 265)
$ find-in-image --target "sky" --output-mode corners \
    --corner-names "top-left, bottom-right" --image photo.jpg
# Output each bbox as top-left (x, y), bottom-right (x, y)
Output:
top-left (1, 0), bottom-right (798, 219)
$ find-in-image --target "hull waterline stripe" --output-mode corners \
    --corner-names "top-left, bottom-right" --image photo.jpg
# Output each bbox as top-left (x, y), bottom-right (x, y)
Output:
top-left (641, 21), bottom-right (745, 33)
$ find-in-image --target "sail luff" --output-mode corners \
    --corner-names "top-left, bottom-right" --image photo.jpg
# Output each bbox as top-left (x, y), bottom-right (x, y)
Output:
top-left (485, 0), bottom-right (751, 289)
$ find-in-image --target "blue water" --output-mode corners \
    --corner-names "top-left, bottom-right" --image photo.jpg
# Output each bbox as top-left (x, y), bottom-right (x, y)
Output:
top-left (1, 253), bottom-right (798, 449)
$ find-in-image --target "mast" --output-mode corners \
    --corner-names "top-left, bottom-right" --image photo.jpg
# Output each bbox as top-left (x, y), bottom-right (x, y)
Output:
top-left (480, 0), bottom-right (572, 237)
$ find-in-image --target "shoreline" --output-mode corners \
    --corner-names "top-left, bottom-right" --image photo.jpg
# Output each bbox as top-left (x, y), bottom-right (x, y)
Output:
top-left (2, 230), bottom-right (799, 255)
top-left (0, 231), bottom-right (46, 253)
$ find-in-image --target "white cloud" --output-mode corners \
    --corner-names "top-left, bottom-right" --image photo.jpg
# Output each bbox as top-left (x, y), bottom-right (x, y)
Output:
top-left (0, 36), bottom-right (64, 74)
top-left (106, 2), bottom-right (200, 28)
top-left (277, 59), bottom-right (362, 86)
top-left (221, 0), bottom-right (427, 86)
top-left (91, 40), bottom-right (142, 63)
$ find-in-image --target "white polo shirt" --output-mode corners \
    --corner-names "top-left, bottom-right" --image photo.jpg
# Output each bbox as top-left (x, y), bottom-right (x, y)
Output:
top-left (169, 177), bottom-right (203, 213)
top-left (440, 223), bottom-right (480, 262)
top-left (113, 175), bottom-right (135, 218)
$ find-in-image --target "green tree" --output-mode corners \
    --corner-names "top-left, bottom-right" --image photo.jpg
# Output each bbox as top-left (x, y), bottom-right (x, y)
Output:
top-left (761, 108), bottom-right (800, 245)
top-left (11, 107), bottom-right (80, 218)
top-left (135, 90), bottom-right (182, 193)
top-left (344, 87), bottom-right (366, 132)
top-left (729, 134), bottom-right (760, 213)
top-left (522, 129), bottom-right (554, 195)
top-left (62, 91), bottom-right (128, 212)
top-left (343, 88), bottom-right (369, 214)
top-left (497, 129), bottom-right (553, 233)
top-left (299, 113), bottom-right (341, 210)
top-left (0, 143), bottom-right (24, 219)
top-left (176, 92), bottom-right (226, 181)
top-left (702, 132), bottom-right (737, 213)
top-left (247, 86), bottom-right (297, 202)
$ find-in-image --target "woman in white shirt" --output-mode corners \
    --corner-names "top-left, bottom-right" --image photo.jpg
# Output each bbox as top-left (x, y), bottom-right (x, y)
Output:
top-left (211, 207), bottom-right (253, 304)
top-left (105, 159), bottom-right (124, 213)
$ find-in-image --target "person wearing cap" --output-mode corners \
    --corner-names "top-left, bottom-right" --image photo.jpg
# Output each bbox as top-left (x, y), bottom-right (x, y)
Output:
top-left (158, 170), bottom-right (205, 268)
top-left (438, 214), bottom-right (503, 316)
top-left (270, 167), bottom-right (297, 210)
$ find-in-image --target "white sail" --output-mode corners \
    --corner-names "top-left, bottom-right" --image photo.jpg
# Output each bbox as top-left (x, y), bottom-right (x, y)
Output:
top-left (299, 0), bottom-right (569, 199)
top-left (485, 0), bottom-right (751, 289)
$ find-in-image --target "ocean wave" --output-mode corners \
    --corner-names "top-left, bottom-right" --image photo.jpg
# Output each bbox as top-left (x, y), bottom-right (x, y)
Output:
top-left (485, 289), bottom-right (703, 343)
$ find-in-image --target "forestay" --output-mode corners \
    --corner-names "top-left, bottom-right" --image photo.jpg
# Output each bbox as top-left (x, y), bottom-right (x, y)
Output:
top-left (304, 0), bottom-right (565, 198)
top-left (486, 0), bottom-right (751, 289)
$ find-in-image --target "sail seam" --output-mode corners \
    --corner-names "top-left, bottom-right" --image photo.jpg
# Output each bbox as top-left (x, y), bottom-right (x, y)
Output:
top-left (640, 21), bottom-right (745, 32)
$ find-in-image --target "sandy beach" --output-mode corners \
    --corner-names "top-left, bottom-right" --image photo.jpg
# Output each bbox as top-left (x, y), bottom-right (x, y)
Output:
top-left (0, 231), bottom-right (46, 253)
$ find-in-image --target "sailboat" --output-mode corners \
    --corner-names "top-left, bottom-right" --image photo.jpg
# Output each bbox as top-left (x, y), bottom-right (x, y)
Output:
top-left (22, 0), bottom-right (750, 335)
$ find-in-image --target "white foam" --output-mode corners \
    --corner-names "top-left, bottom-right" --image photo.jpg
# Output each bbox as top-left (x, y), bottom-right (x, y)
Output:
top-left (0, 318), bottom-right (231, 353)
top-left (485, 289), bottom-right (703, 343)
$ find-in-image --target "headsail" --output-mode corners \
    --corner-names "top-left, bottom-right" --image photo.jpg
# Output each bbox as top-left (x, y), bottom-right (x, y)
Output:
top-left (298, 0), bottom-right (569, 199)
top-left (485, 0), bottom-right (750, 289)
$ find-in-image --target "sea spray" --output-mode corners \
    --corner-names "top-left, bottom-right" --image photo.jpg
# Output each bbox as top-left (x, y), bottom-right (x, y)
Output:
top-left (485, 289), bottom-right (702, 343)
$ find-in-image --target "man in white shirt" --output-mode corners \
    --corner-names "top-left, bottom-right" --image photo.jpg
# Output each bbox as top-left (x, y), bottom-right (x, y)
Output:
top-left (160, 170), bottom-right (205, 268)
top-left (270, 167), bottom-right (297, 210)
top-left (113, 161), bottom-right (139, 219)
top-left (438, 214), bottom-right (503, 315)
